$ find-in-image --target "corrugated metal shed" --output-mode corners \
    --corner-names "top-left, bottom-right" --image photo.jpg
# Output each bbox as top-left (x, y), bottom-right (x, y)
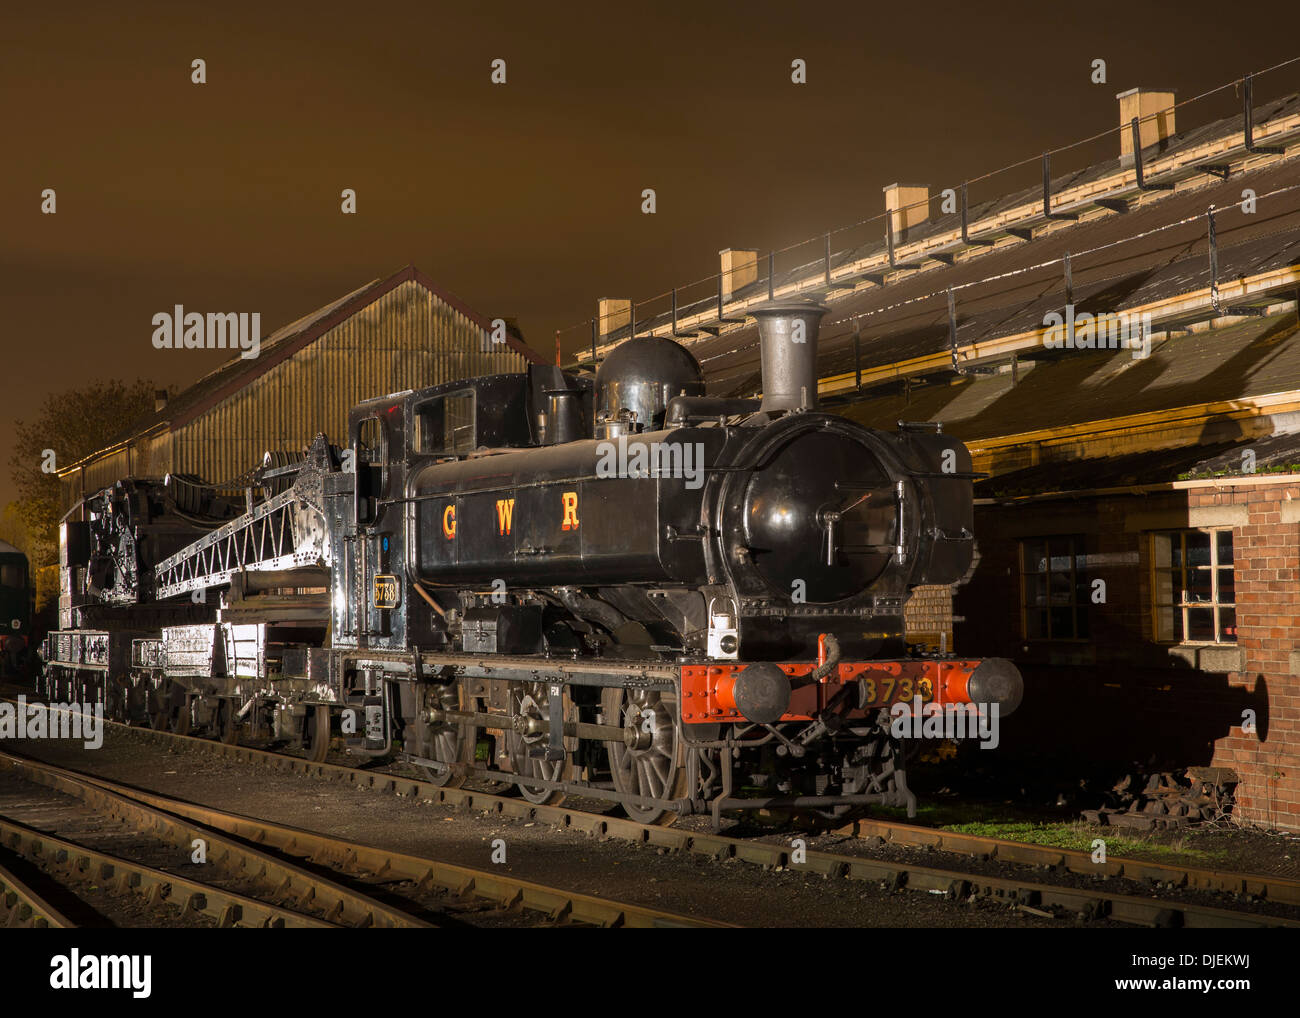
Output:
top-left (59, 265), bottom-right (542, 509)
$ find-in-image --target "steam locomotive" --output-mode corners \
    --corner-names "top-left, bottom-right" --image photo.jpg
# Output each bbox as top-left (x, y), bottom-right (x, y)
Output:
top-left (41, 300), bottom-right (1021, 826)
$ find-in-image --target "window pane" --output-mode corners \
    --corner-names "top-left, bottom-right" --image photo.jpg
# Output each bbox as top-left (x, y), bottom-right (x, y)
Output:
top-left (1215, 530), bottom-right (1234, 565)
top-left (357, 418), bottom-right (382, 462)
top-left (446, 394), bottom-right (475, 453)
top-left (1050, 607), bottom-right (1075, 639)
top-left (1186, 569), bottom-right (1213, 603)
top-left (1153, 534), bottom-right (1173, 569)
top-left (1187, 607), bottom-right (1214, 641)
top-left (1218, 607), bottom-right (1237, 642)
top-left (415, 393), bottom-right (475, 455)
top-left (1185, 531), bottom-right (1211, 567)
top-left (1049, 570), bottom-right (1073, 604)
top-left (1217, 568), bottom-right (1235, 605)
top-left (1022, 536), bottom-right (1085, 640)
top-left (1155, 568), bottom-right (1176, 606)
top-left (1025, 609), bottom-right (1046, 639)
top-left (413, 402), bottom-right (438, 451)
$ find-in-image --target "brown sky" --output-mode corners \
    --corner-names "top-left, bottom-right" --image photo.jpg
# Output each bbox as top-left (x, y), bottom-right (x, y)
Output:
top-left (3, 0), bottom-right (1297, 504)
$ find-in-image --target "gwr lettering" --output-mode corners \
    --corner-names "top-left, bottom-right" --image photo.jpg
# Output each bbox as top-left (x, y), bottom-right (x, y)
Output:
top-left (441, 493), bottom-right (577, 538)
top-left (496, 498), bottom-right (515, 535)
top-left (560, 491), bottom-right (580, 531)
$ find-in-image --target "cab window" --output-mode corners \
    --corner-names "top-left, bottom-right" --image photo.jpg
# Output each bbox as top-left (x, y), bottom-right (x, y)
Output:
top-left (413, 391), bottom-right (475, 456)
top-left (354, 416), bottom-right (385, 525)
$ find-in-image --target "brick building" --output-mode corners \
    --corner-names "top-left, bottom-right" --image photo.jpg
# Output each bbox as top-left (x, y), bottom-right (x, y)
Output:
top-left (961, 444), bottom-right (1300, 830)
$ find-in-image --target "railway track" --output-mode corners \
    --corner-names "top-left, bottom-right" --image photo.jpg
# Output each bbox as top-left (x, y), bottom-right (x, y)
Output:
top-left (0, 855), bottom-right (76, 928)
top-left (109, 714), bottom-right (1300, 918)
top-left (0, 748), bottom-right (726, 928)
top-left (6, 694), bottom-right (1300, 928)
top-left (0, 750), bottom-right (418, 927)
top-left (0, 814), bottom-right (335, 928)
top-left (835, 816), bottom-right (1300, 908)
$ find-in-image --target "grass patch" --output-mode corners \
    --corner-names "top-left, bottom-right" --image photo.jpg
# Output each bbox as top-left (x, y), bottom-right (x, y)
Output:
top-left (869, 802), bottom-right (1065, 828)
top-left (941, 819), bottom-right (1231, 866)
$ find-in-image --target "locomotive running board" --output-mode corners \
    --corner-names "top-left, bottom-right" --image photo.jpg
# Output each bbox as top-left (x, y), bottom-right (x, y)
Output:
top-left (342, 648), bottom-right (680, 690)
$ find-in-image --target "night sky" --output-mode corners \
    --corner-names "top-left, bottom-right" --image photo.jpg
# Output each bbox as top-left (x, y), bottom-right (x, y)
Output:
top-left (4, 0), bottom-right (1297, 504)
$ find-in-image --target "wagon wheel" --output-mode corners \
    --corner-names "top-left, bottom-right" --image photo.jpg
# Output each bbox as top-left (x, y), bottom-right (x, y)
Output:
top-left (169, 697), bottom-right (191, 736)
top-left (217, 699), bottom-right (241, 745)
top-left (147, 681), bottom-right (168, 731)
top-left (105, 675), bottom-right (131, 724)
top-left (51, 670), bottom-right (69, 703)
top-left (304, 704), bottom-right (331, 762)
top-left (601, 686), bottom-right (687, 825)
top-left (506, 681), bottom-right (576, 805)
top-left (33, 667), bottom-right (51, 702)
top-left (125, 675), bottom-right (151, 726)
top-left (153, 680), bottom-right (190, 735)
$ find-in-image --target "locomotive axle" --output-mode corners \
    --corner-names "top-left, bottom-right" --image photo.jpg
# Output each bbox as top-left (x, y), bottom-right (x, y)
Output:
top-left (424, 704), bottom-right (625, 743)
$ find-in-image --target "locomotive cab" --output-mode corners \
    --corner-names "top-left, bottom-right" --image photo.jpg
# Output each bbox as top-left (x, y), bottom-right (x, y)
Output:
top-left (336, 369), bottom-right (595, 655)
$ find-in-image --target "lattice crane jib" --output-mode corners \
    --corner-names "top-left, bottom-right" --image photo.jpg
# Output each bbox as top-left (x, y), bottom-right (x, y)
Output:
top-left (153, 436), bottom-right (339, 600)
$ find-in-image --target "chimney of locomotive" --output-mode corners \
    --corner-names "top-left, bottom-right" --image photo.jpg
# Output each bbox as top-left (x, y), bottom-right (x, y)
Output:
top-left (751, 300), bottom-right (829, 413)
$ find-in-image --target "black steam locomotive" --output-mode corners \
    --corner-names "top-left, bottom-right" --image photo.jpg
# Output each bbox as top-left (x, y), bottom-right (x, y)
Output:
top-left (42, 300), bottom-right (1021, 826)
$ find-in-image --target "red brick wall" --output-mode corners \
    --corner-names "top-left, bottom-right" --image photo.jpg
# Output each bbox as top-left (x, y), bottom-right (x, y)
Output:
top-left (956, 483), bottom-right (1300, 831)
top-left (1194, 484), bottom-right (1300, 830)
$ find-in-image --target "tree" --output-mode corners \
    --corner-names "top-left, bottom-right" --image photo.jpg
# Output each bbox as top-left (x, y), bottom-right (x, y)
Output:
top-left (8, 379), bottom-right (160, 609)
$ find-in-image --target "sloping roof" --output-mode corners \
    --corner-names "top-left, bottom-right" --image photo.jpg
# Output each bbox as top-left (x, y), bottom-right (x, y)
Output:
top-left (700, 158), bottom-right (1300, 397)
top-left (582, 86), bottom-right (1300, 397)
top-left (101, 264), bottom-right (543, 451)
top-left (837, 310), bottom-right (1300, 444)
top-left (976, 431), bottom-right (1300, 499)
